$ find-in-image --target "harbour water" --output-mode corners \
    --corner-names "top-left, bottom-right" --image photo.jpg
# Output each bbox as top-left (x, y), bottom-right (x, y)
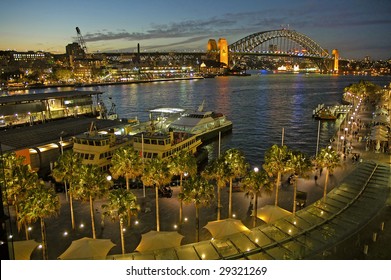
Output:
top-left (27, 73), bottom-right (391, 167)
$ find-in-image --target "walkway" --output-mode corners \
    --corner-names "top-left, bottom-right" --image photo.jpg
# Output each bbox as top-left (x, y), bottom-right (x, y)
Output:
top-left (108, 161), bottom-right (390, 260)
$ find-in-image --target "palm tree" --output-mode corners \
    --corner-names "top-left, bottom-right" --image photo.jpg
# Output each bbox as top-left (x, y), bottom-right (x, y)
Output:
top-left (51, 150), bottom-right (82, 230)
top-left (263, 144), bottom-right (291, 207)
top-left (314, 147), bottom-right (340, 201)
top-left (287, 150), bottom-right (312, 214)
top-left (110, 146), bottom-right (143, 191)
top-left (74, 164), bottom-right (112, 239)
top-left (179, 176), bottom-right (215, 242)
top-left (102, 188), bottom-right (139, 254)
top-left (202, 157), bottom-right (229, 220)
top-left (241, 168), bottom-right (273, 227)
top-left (17, 178), bottom-right (60, 260)
top-left (223, 148), bottom-right (249, 218)
top-left (1, 152), bottom-right (38, 239)
top-left (141, 157), bottom-right (171, 231)
top-left (168, 150), bottom-right (197, 224)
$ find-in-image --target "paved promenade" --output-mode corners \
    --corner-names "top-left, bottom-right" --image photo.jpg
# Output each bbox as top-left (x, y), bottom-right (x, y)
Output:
top-left (6, 98), bottom-right (390, 260)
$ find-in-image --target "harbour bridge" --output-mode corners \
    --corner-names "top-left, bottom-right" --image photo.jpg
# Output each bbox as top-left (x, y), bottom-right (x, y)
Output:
top-left (227, 29), bottom-right (337, 73)
top-left (104, 29), bottom-right (338, 73)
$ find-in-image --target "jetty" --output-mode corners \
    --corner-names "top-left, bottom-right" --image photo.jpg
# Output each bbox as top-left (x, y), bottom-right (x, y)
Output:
top-left (313, 104), bottom-right (352, 120)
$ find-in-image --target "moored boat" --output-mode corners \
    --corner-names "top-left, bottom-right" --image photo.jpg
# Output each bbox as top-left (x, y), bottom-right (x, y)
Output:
top-left (72, 125), bottom-right (132, 171)
top-left (168, 102), bottom-right (233, 143)
top-left (132, 131), bottom-right (202, 160)
top-left (313, 108), bottom-right (337, 120)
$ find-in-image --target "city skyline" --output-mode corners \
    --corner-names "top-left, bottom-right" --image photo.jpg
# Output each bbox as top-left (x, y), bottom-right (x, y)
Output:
top-left (1, 0), bottom-right (390, 60)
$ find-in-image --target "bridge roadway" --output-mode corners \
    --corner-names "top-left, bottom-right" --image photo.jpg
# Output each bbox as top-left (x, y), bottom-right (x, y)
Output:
top-left (108, 161), bottom-right (390, 260)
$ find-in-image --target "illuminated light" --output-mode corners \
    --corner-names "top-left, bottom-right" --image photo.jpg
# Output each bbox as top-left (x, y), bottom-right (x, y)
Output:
top-left (38, 244), bottom-right (43, 249)
top-left (321, 211), bottom-right (324, 215)
top-left (232, 214), bottom-right (236, 218)
top-left (246, 248), bottom-right (251, 252)
top-left (9, 235), bottom-right (13, 239)
top-left (173, 224), bottom-right (178, 229)
top-left (184, 217), bottom-right (188, 222)
top-left (255, 238), bottom-right (259, 243)
top-left (134, 220), bottom-right (139, 225)
top-left (211, 238), bottom-right (214, 241)
top-left (201, 253), bottom-right (206, 259)
top-left (123, 228), bottom-right (126, 232)
top-left (293, 221), bottom-right (297, 225)
top-left (63, 231), bottom-right (68, 236)
top-left (80, 223), bottom-right (84, 228)
top-left (288, 229), bottom-right (292, 233)
top-left (28, 227), bottom-right (32, 231)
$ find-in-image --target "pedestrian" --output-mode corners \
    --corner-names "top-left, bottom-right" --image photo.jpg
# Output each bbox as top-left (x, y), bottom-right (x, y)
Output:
top-left (314, 175), bottom-right (318, 184)
top-left (319, 168), bottom-right (323, 177)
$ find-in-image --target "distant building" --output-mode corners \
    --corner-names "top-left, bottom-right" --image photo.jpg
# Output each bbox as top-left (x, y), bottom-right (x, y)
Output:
top-left (66, 42), bottom-right (85, 59)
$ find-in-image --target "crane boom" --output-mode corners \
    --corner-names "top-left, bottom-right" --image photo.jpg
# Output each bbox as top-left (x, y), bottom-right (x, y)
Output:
top-left (76, 26), bottom-right (88, 55)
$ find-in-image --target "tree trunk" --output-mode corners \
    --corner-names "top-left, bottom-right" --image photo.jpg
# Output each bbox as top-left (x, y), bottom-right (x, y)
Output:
top-left (70, 193), bottom-right (75, 230)
top-left (24, 222), bottom-right (29, 240)
top-left (195, 205), bottom-right (200, 242)
top-left (228, 178), bottom-right (233, 218)
top-left (40, 218), bottom-right (47, 260)
top-left (274, 172), bottom-right (281, 206)
top-left (90, 195), bottom-right (96, 239)
top-left (253, 193), bottom-right (258, 228)
top-left (323, 169), bottom-right (330, 201)
top-left (179, 173), bottom-right (183, 224)
top-left (126, 175), bottom-right (129, 191)
top-left (155, 185), bottom-right (160, 231)
top-left (217, 186), bottom-right (221, 220)
top-left (293, 178), bottom-right (297, 214)
top-left (120, 218), bottom-right (125, 254)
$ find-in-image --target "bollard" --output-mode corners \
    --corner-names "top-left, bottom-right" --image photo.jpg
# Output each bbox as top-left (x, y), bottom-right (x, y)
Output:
top-left (380, 222), bottom-right (385, 231)
top-left (363, 245), bottom-right (368, 255)
top-left (372, 232), bottom-right (377, 242)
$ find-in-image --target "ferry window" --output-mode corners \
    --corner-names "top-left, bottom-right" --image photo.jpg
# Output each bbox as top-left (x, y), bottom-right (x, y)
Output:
top-left (144, 139), bottom-right (150, 144)
top-left (89, 154), bottom-right (94, 160)
top-left (152, 153), bottom-right (158, 158)
top-left (151, 139), bottom-right (157, 145)
top-left (99, 153), bottom-right (103, 159)
top-left (158, 140), bottom-right (164, 145)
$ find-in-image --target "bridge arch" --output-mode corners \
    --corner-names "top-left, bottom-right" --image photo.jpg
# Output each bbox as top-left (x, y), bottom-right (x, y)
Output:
top-left (229, 29), bottom-right (330, 58)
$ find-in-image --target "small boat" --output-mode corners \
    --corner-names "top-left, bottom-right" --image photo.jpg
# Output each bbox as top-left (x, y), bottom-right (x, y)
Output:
top-left (314, 108), bottom-right (337, 120)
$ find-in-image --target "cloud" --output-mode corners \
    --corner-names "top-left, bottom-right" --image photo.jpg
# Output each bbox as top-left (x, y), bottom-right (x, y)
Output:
top-left (81, 17), bottom-right (237, 43)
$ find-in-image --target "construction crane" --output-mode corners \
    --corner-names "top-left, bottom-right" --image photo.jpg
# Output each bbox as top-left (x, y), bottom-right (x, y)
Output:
top-left (76, 27), bottom-right (88, 55)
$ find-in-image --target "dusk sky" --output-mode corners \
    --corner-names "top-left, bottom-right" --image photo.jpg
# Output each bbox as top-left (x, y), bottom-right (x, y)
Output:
top-left (1, 0), bottom-right (390, 60)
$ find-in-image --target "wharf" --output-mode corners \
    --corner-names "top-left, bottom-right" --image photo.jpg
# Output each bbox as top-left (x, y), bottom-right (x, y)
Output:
top-left (313, 104), bottom-right (352, 119)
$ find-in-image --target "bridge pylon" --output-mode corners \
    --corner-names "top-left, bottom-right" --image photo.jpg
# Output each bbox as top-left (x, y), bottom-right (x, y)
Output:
top-left (332, 49), bottom-right (339, 74)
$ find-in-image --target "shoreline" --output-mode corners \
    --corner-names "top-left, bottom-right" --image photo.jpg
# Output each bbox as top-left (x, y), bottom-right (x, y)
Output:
top-left (2, 76), bottom-right (205, 93)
